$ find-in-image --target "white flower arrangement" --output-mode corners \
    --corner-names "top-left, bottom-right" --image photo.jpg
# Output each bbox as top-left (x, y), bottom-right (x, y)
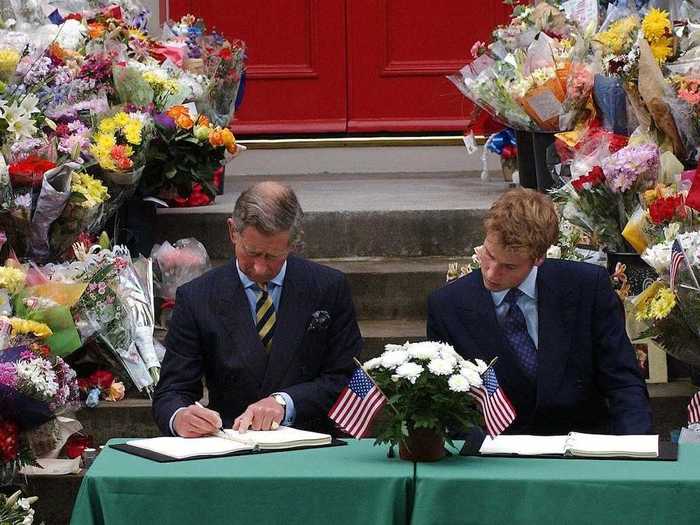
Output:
top-left (642, 231), bottom-right (700, 274)
top-left (364, 341), bottom-right (486, 449)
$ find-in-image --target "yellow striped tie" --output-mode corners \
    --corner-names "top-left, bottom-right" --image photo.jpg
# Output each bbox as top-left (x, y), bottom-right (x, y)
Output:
top-left (255, 287), bottom-right (276, 351)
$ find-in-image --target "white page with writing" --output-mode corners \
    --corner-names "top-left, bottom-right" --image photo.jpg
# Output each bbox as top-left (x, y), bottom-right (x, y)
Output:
top-left (479, 435), bottom-right (568, 456)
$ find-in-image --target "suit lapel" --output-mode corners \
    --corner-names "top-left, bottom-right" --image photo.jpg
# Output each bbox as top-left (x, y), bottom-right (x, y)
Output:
top-left (261, 256), bottom-right (317, 393)
top-left (535, 263), bottom-right (577, 405)
top-left (214, 261), bottom-right (268, 388)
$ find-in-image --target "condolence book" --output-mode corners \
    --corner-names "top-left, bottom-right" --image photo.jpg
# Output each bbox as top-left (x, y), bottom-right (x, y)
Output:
top-left (112, 427), bottom-right (341, 462)
top-left (478, 432), bottom-right (675, 460)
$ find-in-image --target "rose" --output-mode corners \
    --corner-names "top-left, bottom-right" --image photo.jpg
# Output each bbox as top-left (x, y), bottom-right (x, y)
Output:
top-left (106, 381), bottom-right (125, 402)
top-left (8, 156), bottom-right (57, 189)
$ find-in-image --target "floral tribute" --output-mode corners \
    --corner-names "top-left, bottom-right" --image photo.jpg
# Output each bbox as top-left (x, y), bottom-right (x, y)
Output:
top-left (362, 341), bottom-right (488, 449)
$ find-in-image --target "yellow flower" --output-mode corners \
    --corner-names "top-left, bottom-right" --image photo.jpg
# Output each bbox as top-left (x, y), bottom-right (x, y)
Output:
top-left (71, 172), bottom-right (109, 208)
top-left (635, 282), bottom-right (676, 321)
top-left (0, 48), bottom-right (20, 81)
top-left (650, 38), bottom-right (674, 64)
top-left (642, 8), bottom-right (671, 44)
top-left (8, 317), bottom-right (53, 338)
top-left (123, 121), bottom-right (143, 145)
top-left (112, 112), bottom-right (130, 128)
top-left (0, 266), bottom-right (26, 294)
top-left (98, 117), bottom-right (117, 135)
top-left (596, 16), bottom-right (639, 55)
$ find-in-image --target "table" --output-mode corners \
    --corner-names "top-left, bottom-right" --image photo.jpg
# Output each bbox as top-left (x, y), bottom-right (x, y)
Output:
top-left (412, 444), bottom-right (700, 525)
top-left (70, 439), bottom-right (413, 525)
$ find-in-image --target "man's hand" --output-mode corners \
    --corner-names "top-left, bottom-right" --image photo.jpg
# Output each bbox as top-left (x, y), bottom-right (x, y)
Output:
top-left (173, 404), bottom-right (222, 438)
top-left (233, 397), bottom-right (284, 433)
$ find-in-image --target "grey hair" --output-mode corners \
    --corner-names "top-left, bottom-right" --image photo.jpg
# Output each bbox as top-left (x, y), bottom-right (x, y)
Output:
top-left (231, 182), bottom-right (304, 248)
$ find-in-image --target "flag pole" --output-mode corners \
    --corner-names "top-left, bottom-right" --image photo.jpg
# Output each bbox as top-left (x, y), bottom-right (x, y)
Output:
top-left (353, 357), bottom-right (400, 416)
top-left (482, 356), bottom-right (499, 376)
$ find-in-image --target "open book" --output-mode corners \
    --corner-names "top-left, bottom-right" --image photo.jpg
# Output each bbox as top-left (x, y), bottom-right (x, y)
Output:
top-left (479, 432), bottom-right (659, 459)
top-left (125, 427), bottom-right (333, 460)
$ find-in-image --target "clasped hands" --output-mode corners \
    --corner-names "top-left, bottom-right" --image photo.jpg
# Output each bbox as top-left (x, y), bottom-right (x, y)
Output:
top-left (173, 396), bottom-right (284, 438)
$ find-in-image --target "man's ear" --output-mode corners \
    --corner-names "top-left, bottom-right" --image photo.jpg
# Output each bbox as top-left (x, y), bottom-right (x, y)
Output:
top-left (227, 219), bottom-right (237, 245)
top-left (533, 255), bottom-right (545, 267)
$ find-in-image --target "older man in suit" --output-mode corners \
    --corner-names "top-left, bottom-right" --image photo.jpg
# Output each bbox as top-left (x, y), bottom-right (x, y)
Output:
top-left (153, 182), bottom-right (362, 436)
top-left (427, 188), bottom-right (652, 435)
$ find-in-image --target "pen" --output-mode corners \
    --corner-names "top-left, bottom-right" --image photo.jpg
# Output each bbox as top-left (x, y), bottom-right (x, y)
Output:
top-left (194, 401), bottom-right (226, 434)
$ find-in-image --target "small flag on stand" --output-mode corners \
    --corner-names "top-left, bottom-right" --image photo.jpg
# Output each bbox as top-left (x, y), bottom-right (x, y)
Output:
top-left (328, 367), bottom-right (387, 438)
top-left (469, 368), bottom-right (516, 437)
top-left (670, 239), bottom-right (686, 290)
top-left (688, 392), bottom-right (700, 425)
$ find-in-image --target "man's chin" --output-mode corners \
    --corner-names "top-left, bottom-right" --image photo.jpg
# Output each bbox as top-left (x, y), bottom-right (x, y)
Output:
top-left (483, 279), bottom-right (504, 292)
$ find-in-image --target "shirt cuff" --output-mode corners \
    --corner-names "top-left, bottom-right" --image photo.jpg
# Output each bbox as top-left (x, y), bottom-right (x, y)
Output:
top-left (274, 392), bottom-right (295, 426)
top-left (168, 406), bottom-right (188, 436)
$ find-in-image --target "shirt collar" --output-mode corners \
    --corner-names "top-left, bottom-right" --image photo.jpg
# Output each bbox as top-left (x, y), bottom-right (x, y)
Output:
top-left (490, 265), bottom-right (538, 307)
top-left (236, 259), bottom-right (287, 290)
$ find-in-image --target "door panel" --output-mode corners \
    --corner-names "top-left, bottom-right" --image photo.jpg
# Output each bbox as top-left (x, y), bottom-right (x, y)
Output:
top-left (169, 0), bottom-right (347, 134)
top-left (346, 0), bottom-right (510, 133)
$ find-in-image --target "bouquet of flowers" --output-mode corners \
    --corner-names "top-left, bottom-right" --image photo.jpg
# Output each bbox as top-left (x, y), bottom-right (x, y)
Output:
top-left (78, 369), bottom-right (125, 407)
top-left (362, 341), bottom-right (488, 455)
top-left (141, 104), bottom-right (241, 202)
top-left (636, 232), bottom-right (700, 367)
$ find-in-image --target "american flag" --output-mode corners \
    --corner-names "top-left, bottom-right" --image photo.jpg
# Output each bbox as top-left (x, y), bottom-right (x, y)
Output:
top-left (469, 368), bottom-right (516, 437)
top-left (670, 239), bottom-right (686, 290)
top-left (688, 392), bottom-right (700, 425)
top-left (328, 367), bottom-right (387, 438)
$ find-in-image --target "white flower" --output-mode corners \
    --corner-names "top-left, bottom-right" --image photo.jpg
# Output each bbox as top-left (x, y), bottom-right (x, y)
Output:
top-left (448, 374), bottom-right (470, 392)
top-left (460, 365), bottom-right (483, 388)
top-left (380, 350), bottom-right (409, 369)
top-left (384, 343), bottom-right (406, 352)
top-left (363, 357), bottom-right (382, 371)
top-left (19, 93), bottom-right (40, 114)
top-left (428, 358), bottom-right (454, 376)
top-left (56, 19), bottom-right (87, 50)
top-left (393, 362), bottom-right (424, 384)
top-left (474, 359), bottom-right (488, 374)
top-left (406, 341), bottom-right (440, 360)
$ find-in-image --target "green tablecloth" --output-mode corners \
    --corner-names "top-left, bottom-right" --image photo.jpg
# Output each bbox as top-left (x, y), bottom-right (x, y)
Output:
top-left (412, 444), bottom-right (700, 525)
top-left (70, 439), bottom-right (412, 525)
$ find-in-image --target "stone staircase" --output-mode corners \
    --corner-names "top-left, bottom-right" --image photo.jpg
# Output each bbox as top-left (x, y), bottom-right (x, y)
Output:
top-left (15, 156), bottom-right (699, 524)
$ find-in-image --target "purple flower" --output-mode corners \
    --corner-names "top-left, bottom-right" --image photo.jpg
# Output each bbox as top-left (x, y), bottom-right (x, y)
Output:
top-left (603, 144), bottom-right (659, 193)
top-left (154, 112), bottom-right (176, 130)
top-left (0, 362), bottom-right (17, 388)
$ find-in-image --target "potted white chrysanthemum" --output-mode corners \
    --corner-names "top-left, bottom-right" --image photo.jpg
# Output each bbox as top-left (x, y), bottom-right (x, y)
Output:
top-left (363, 341), bottom-right (487, 461)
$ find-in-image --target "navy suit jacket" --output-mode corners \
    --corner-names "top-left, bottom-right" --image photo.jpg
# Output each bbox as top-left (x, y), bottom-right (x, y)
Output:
top-left (427, 259), bottom-right (652, 435)
top-left (152, 254), bottom-right (362, 435)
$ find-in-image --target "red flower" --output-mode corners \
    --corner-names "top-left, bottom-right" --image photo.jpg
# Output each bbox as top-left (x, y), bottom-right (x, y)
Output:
top-left (171, 183), bottom-right (213, 207)
top-left (0, 419), bottom-right (18, 462)
top-left (89, 370), bottom-right (115, 390)
top-left (65, 13), bottom-right (83, 22)
top-left (572, 166), bottom-right (605, 192)
top-left (649, 195), bottom-right (686, 225)
top-left (218, 48), bottom-right (232, 60)
top-left (8, 156), bottom-right (57, 189)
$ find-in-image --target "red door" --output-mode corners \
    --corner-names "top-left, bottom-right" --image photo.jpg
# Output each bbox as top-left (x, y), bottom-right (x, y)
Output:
top-left (166, 1), bottom-right (509, 134)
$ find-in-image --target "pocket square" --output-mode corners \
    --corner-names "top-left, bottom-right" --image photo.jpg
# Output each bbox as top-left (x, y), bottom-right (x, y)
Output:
top-left (307, 310), bottom-right (330, 332)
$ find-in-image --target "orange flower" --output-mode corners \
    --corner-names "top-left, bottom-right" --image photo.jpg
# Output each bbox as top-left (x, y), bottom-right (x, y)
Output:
top-left (221, 128), bottom-right (235, 147)
top-left (88, 22), bottom-right (106, 39)
top-left (196, 114), bottom-right (210, 127)
top-left (175, 114), bottom-right (194, 130)
top-left (166, 105), bottom-right (190, 120)
top-left (208, 129), bottom-right (224, 147)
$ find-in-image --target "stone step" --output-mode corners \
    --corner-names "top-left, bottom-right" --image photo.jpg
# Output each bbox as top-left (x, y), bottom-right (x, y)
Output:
top-left (18, 382), bottom-right (698, 525)
top-left (154, 172), bottom-right (505, 259)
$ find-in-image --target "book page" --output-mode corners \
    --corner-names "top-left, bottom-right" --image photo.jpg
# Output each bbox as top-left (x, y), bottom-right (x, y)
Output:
top-left (224, 426), bottom-right (332, 450)
top-left (479, 435), bottom-right (568, 456)
top-left (126, 436), bottom-right (252, 460)
top-left (566, 433), bottom-right (659, 458)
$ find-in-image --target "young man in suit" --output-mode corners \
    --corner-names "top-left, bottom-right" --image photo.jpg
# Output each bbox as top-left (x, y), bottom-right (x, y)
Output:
top-left (427, 188), bottom-right (652, 435)
top-left (153, 182), bottom-right (362, 437)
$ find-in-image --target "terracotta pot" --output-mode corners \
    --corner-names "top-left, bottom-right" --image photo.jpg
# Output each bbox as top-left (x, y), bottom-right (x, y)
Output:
top-left (398, 428), bottom-right (445, 462)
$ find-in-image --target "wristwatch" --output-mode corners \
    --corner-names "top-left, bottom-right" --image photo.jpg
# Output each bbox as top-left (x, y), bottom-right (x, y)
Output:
top-left (271, 393), bottom-right (287, 420)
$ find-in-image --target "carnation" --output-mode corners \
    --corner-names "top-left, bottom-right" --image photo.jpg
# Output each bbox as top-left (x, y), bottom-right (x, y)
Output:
top-left (393, 362), bottom-right (424, 384)
top-left (448, 374), bottom-right (470, 392)
top-left (406, 341), bottom-right (440, 360)
top-left (460, 365), bottom-right (483, 388)
top-left (428, 358), bottom-right (455, 376)
top-left (363, 357), bottom-right (382, 371)
top-left (381, 350), bottom-right (409, 369)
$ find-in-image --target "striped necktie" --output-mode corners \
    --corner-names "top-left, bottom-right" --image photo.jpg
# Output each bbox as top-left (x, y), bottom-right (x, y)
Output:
top-left (255, 286), bottom-right (276, 351)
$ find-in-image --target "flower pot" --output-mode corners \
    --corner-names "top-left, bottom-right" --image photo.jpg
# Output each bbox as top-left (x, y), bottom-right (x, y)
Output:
top-left (606, 251), bottom-right (657, 296)
top-left (398, 428), bottom-right (445, 462)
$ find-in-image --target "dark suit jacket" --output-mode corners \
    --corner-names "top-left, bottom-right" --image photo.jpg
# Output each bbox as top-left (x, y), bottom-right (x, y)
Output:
top-left (427, 259), bottom-right (652, 435)
top-left (152, 254), bottom-right (362, 435)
